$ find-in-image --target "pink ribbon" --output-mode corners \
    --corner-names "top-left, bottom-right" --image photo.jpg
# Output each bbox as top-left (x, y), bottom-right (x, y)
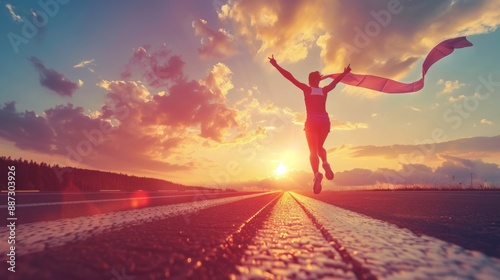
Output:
top-left (322, 37), bottom-right (473, 93)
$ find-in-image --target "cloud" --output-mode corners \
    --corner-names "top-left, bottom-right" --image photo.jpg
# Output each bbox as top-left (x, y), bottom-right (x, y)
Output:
top-left (202, 62), bottom-right (234, 98)
top-left (232, 155), bottom-right (500, 189)
top-left (334, 164), bottom-right (439, 187)
top-left (480, 119), bottom-right (493, 125)
top-left (118, 52), bottom-right (243, 142)
top-left (30, 9), bottom-right (47, 39)
top-left (335, 168), bottom-right (378, 186)
top-left (448, 94), bottom-right (466, 103)
top-left (0, 48), bottom-right (260, 176)
top-left (192, 18), bottom-right (237, 59)
top-left (405, 106), bottom-right (421, 112)
top-left (435, 155), bottom-right (500, 185)
top-left (145, 78), bottom-right (241, 142)
top-left (343, 135), bottom-right (500, 161)
top-left (0, 97), bottom-right (193, 175)
top-left (220, 1), bottom-right (500, 78)
top-left (30, 56), bottom-right (81, 97)
top-left (437, 79), bottom-right (466, 94)
top-left (121, 45), bottom-right (185, 88)
top-left (6, 4), bottom-right (22, 22)
top-left (219, 0), bottom-right (323, 63)
top-left (0, 101), bottom-right (54, 152)
top-left (43, 101), bottom-right (188, 173)
top-left (74, 59), bottom-right (94, 68)
top-left (74, 59), bottom-right (96, 73)
top-left (5, 7), bottom-right (49, 39)
top-left (333, 157), bottom-right (500, 187)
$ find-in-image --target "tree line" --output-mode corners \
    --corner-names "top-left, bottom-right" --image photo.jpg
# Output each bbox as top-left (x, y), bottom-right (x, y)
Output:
top-left (0, 156), bottom-right (207, 192)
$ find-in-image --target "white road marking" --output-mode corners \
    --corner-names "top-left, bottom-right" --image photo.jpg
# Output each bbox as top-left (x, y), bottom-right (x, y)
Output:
top-left (0, 192), bottom-right (275, 256)
top-left (0, 193), bottom-right (227, 208)
top-left (291, 192), bottom-right (500, 280)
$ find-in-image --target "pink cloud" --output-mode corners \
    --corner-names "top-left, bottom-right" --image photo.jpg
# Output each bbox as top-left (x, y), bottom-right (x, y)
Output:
top-left (120, 45), bottom-right (185, 87)
top-left (0, 99), bottom-right (188, 174)
top-left (192, 18), bottom-right (237, 59)
top-left (1, 48), bottom-right (252, 176)
top-left (117, 46), bottom-right (246, 142)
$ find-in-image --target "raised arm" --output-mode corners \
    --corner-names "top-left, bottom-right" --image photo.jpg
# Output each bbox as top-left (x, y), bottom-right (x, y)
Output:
top-left (323, 64), bottom-right (351, 94)
top-left (268, 55), bottom-right (308, 91)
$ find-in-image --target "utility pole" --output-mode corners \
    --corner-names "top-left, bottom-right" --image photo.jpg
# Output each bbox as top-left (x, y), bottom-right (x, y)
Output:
top-left (470, 173), bottom-right (473, 188)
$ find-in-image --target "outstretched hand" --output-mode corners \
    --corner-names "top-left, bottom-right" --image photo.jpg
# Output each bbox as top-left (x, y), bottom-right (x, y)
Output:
top-left (344, 64), bottom-right (351, 74)
top-left (268, 54), bottom-right (277, 67)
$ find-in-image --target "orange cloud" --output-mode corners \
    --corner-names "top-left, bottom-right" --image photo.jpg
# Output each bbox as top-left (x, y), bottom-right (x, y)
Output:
top-left (480, 119), bottom-right (493, 125)
top-left (202, 62), bottom-right (234, 99)
top-left (220, 0), bottom-right (500, 78)
top-left (219, 0), bottom-right (324, 63)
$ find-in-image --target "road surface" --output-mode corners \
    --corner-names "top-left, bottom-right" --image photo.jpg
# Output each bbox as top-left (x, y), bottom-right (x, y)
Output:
top-left (299, 190), bottom-right (500, 259)
top-left (1, 190), bottom-right (499, 279)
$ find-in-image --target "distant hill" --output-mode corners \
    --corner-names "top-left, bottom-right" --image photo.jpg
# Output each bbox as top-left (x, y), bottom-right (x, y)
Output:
top-left (0, 156), bottom-right (208, 192)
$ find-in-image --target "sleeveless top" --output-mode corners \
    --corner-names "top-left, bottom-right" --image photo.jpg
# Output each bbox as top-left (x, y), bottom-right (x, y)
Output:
top-left (304, 87), bottom-right (327, 115)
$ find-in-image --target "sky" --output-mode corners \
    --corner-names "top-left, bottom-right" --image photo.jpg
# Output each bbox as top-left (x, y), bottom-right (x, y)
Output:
top-left (1, 0), bottom-right (500, 190)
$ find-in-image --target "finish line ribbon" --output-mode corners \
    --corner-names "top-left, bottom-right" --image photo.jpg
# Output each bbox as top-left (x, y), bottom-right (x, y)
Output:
top-left (322, 37), bottom-right (473, 93)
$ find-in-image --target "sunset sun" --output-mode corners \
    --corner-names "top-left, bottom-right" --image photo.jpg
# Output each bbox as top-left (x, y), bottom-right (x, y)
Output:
top-left (273, 162), bottom-right (288, 176)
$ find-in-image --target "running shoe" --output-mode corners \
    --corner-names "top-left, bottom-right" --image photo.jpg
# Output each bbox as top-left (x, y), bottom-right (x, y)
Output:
top-left (322, 162), bottom-right (334, 180)
top-left (313, 172), bottom-right (323, 194)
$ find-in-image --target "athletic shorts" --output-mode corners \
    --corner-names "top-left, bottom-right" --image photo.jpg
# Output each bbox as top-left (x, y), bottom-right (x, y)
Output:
top-left (304, 113), bottom-right (330, 133)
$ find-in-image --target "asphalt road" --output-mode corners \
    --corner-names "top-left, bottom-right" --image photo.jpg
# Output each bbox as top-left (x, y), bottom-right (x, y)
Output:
top-left (299, 190), bottom-right (500, 259)
top-left (0, 190), bottom-right (499, 279)
top-left (1, 192), bottom-right (282, 280)
top-left (0, 191), bottom-right (255, 224)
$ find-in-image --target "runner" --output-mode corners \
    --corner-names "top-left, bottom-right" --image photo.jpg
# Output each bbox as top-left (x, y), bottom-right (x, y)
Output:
top-left (268, 55), bottom-right (351, 194)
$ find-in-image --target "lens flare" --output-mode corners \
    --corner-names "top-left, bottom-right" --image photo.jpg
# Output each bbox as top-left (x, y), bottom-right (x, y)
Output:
top-left (130, 190), bottom-right (150, 208)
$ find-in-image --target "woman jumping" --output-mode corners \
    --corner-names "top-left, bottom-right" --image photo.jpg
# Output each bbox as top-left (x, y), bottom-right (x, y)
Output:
top-left (268, 55), bottom-right (351, 194)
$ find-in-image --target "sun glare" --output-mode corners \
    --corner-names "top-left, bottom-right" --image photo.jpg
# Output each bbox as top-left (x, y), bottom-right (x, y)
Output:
top-left (274, 162), bottom-right (288, 176)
